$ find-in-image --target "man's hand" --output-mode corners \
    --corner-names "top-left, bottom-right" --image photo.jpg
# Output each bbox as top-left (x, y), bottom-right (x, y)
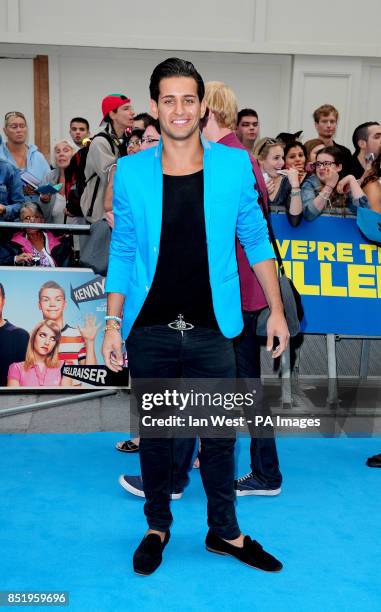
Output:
top-left (78, 313), bottom-right (101, 343)
top-left (266, 309), bottom-right (290, 359)
top-left (102, 329), bottom-right (124, 372)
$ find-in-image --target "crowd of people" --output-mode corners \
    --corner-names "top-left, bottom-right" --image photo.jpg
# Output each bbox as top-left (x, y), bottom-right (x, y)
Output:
top-left (1, 59), bottom-right (381, 575)
top-left (0, 96), bottom-right (380, 270)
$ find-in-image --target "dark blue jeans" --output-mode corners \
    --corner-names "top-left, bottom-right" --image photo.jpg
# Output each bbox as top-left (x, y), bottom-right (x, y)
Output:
top-left (126, 325), bottom-right (240, 539)
top-left (234, 311), bottom-right (282, 488)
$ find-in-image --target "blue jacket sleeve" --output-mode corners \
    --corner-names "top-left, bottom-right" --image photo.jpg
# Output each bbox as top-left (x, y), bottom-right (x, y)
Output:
top-left (105, 160), bottom-right (137, 295)
top-left (2, 167), bottom-right (24, 221)
top-left (236, 153), bottom-right (274, 266)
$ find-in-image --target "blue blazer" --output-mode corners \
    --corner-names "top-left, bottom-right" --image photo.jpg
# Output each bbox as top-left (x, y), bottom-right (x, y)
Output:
top-left (106, 136), bottom-right (274, 339)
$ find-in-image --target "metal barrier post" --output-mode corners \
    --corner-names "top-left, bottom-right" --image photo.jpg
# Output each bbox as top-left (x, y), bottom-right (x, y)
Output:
top-left (280, 345), bottom-right (292, 408)
top-left (360, 339), bottom-right (371, 381)
top-left (326, 334), bottom-right (338, 405)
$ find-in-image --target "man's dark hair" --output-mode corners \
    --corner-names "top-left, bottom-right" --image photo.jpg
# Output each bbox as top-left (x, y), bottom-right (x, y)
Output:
top-left (70, 117), bottom-right (90, 131)
top-left (352, 122), bottom-right (380, 151)
top-left (134, 113), bottom-right (155, 129)
top-left (149, 57), bottom-right (205, 103)
top-left (237, 108), bottom-right (258, 125)
top-left (0, 282), bottom-right (4, 299)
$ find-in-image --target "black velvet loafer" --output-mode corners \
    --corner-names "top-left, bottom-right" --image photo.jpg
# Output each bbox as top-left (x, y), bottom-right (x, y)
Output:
top-left (205, 531), bottom-right (283, 572)
top-left (133, 531), bottom-right (170, 576)
top-left (366, 453), bottom-right (381, 468)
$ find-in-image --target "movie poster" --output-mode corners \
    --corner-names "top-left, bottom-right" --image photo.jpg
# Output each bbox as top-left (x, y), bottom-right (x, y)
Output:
top-left (0, 267), bottom-right (129, 390)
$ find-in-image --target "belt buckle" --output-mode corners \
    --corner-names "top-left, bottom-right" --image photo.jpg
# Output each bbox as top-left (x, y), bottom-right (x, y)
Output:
top-left (168, 314), bottom-right (194, 335)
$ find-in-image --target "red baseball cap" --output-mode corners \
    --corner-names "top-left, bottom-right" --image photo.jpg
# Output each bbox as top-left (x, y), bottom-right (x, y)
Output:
top-left (101, 94), bottom-right (131, 122)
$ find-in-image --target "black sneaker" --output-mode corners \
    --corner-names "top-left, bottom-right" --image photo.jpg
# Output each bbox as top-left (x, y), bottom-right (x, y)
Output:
top-left (366, 453), bottom-right (381, 468)
top-left (205, 530), bottom-right (283, 572)
top-left (133, 531), bottom-right (170, 576)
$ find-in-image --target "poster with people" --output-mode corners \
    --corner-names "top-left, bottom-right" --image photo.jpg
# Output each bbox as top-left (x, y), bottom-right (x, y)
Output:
top-left (0, 267), bottom-right (129, 389)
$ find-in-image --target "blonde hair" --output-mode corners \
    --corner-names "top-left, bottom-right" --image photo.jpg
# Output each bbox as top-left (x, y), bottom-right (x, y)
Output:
top-left (204, 81), bottom-right (238, 130)
top-left (253, 137), bottom-right (283, 160)
top-left (4, 111), bottom-right (27, 128)
top-left (24, 320), bottom-right (61, 370)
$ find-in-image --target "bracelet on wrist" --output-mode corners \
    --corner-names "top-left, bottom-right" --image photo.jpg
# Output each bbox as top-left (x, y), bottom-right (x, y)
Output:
top-left (290, 189), bottom-right (301, 197)
top-left (105, 315), bottom-right (122, 323)
top-left (104, 320), bottom-right (121, 332)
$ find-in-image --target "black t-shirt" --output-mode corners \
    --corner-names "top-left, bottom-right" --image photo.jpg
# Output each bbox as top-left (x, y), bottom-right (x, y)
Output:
top-left (0, 320), bottom-right (29, 387)
top-left (351, 154), bottom-right (365, 180)
top-left (134, 170), bottom-right (218, 330)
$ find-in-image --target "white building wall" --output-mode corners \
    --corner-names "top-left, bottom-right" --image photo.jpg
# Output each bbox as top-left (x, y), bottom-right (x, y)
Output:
top-left (0, 0), bottom-right (381, 153)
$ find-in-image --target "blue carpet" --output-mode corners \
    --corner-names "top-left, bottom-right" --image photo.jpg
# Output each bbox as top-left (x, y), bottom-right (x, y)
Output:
top-left (0, 434), bottom-right (380, 612)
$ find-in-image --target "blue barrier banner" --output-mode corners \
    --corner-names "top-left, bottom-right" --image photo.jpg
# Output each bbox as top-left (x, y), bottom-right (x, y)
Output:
top-left (0, 267), bottom-right (129, 389)
top-left (272, 215), bottom-right (381, 336)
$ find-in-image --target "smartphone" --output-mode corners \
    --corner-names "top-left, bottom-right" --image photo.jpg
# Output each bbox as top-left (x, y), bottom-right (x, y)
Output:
top-left (365, 153), bottom-right (375, 163)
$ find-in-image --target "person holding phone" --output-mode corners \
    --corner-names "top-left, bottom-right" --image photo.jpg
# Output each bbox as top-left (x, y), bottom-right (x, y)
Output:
top-left (254, 137), bottom-right (302, 226)
top-left (351, 122), bottom-right (381, 182)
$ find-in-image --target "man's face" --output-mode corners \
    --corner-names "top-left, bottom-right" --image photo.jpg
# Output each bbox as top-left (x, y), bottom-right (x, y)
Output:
top-left (364, 125), bottom-right (381, 156)
top-left (150, 76), bottom-right (205, 142)
top-left (69, 122), bottom-right (89, 146)
top-left (236, 115), bottom-right (259, 145)
top-left (111, 104), bottom-right (135, 130)
top-left (315, 113), bottom-right (337, 139)
top-left (39, 288), bottom-right (66, 322)
top-left (133, 119), bottom-right (145, 130)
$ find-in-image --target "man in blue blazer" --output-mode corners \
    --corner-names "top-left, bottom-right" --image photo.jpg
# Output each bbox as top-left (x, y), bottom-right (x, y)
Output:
top-left (103, 58), bottom-right (289, 576)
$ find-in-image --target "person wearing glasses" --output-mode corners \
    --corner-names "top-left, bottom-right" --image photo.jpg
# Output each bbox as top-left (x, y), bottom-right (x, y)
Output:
top-left (0, 202), bottom-right (70, 267)
top-left (140, 120), bottom-right (161, 150)
top-left (301, 146), bottom-right (368, 221)
top-left (254, 137), bottom-right (302, 226)
top-left (126, 129), bottom-right (144, 155)
top-left (0, 111), bottom-right (50, 202)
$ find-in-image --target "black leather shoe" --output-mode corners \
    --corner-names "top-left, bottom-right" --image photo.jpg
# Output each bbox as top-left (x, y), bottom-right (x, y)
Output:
top-left (366, 453), bottom-right (381, 468)
top-left (133, 531), bottom-right (170, 576)
top-left (205, 530), bottom-right (282, 572)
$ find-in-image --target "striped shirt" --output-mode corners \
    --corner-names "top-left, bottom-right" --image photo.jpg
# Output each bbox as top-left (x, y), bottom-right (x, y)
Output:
top-left (59, 324), bottom-right (86, 365)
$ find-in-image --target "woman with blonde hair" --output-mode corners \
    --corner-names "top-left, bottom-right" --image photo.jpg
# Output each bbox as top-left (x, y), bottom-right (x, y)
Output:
top-left (0, 111), bottom-right (50, 201)
top-left (7, 320), bottom-right (71, 387)
top-left (254, 137), bottom-right (302, 225)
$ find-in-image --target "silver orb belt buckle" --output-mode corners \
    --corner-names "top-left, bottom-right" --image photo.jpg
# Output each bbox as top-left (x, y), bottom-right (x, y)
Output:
top-left (168, 314), bottom-right (194, 335)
